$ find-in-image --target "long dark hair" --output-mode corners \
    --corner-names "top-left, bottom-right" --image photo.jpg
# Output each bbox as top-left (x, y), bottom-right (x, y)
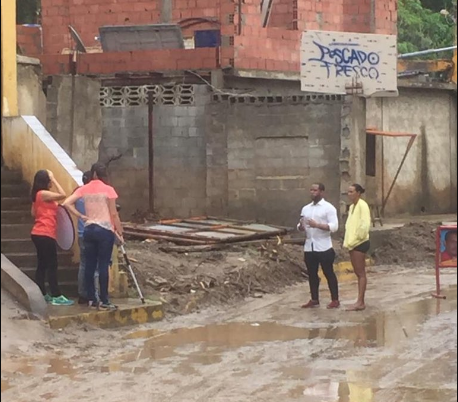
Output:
top-left (31, 170), bottom-right (51, 202)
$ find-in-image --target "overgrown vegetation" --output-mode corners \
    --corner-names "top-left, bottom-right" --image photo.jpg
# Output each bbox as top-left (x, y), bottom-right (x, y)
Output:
top-left (398, 0), bottom-right (456, 56)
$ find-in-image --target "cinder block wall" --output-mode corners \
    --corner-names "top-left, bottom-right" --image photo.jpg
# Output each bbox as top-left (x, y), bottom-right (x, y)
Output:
top-left (99, 85), bottom-right (210, 218)
top-left (207, 96), bottom-right (343, 226)
top-left (99, 84), bottom-right (344, 225)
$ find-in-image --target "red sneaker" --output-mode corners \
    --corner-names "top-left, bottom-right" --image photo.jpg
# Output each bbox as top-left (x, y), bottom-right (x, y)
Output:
top-left (327, 300), bottom-right (341, 309)
top-left (301, 300), bottom-right (320, 309)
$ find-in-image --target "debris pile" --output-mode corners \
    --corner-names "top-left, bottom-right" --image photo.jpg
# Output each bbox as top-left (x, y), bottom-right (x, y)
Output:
top-left (124, 240), bottom-right (306, 315)
top-left (370, 222), bottom-right (439, 265)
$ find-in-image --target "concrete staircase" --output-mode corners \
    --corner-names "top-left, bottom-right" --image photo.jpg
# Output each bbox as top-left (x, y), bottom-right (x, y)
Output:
top-left (1, 167), bottom-right (79, 297)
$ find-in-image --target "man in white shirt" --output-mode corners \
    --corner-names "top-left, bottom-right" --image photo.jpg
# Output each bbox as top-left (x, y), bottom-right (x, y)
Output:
top-left (298, 183), bottom-right (340, 309)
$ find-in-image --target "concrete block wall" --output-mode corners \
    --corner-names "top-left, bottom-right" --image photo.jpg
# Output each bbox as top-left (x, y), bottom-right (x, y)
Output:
top-left (99, 85), bottom-right (343, 224)
top-left (99, 106), bottom-right (150, 216)
top-left (99, 85), bottom-right (210, 218)
top-left (152, 86), bottom-right (210, 218)
top-left (205, 102), bottom-right (229, 216)
top-left (208, 98), bottom-right (343, 226)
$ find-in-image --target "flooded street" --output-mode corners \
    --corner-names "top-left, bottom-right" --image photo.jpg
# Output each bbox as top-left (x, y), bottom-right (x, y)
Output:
top-left (1, 265), bottom-right (457, 402)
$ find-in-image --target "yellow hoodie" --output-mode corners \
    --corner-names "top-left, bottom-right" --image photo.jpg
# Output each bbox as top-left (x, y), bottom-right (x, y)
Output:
top-left (344, 198), bottom-right (371, 250)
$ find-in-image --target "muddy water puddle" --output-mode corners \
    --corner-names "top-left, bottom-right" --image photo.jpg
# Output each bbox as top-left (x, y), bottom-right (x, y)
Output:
top-left (124, 287), bottom-right (457, 349)
top-left (1, 288), bottom-right (456, 396)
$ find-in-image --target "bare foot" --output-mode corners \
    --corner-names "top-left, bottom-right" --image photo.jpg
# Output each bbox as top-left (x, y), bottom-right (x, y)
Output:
top-left (346, 303), bottom-right (366, 312)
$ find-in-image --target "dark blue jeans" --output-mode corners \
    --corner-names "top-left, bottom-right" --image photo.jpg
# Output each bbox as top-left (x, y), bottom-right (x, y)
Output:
top-left (83, 224), bottom-right (115, 304)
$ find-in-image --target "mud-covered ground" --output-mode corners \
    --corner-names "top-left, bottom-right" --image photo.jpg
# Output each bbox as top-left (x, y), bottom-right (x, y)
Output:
top-left (1, 222), bottom-right (456, 402)
top-left (1, 265), bottom-right (457, 402)
top-left (124, 222), bottom-right (441, 315)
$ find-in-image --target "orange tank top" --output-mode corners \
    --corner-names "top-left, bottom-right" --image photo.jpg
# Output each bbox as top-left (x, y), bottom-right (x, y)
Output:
top-left (31, 191), bottom-right (58, 239)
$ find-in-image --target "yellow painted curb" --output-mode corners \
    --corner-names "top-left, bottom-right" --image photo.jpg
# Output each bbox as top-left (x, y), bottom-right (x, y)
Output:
top-left (48, 301), bottom-right (164, 330)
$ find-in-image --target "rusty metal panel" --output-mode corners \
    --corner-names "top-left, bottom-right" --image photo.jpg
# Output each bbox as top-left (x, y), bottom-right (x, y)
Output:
top-left (99, 24), bottom-right (184, 52)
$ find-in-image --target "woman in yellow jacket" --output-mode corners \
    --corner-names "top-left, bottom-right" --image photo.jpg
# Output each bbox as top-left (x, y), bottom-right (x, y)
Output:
top-left (344, 184), bottom-right (371, 311)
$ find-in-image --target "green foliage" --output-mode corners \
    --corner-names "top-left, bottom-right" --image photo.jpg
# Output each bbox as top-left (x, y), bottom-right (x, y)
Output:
top-left (398, 0), bottom-right (456, 57)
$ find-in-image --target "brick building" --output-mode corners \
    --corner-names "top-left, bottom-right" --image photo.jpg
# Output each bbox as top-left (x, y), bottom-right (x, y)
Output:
top-left (21, 0), bottom-right (454, 228)
top-left (18, 0), bottom-right (397, 76)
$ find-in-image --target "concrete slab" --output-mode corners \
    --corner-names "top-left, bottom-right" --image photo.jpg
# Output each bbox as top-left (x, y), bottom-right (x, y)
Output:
top-left (47, 299), bottom-right (164, 330)
top-left (1, 254), bottom-right (48, 319)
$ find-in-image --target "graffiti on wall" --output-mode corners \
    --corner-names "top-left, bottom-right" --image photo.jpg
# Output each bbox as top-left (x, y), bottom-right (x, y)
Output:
top-left (301, 31), bottom-right (398, 97)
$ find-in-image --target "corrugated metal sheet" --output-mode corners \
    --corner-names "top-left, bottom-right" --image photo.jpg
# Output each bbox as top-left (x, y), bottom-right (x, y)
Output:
top-left (124, 217), bottom-right (288, 245)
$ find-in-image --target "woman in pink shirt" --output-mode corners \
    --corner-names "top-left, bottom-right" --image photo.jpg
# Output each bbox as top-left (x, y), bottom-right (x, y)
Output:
top-left (63, 163), bottom-right (123, 310)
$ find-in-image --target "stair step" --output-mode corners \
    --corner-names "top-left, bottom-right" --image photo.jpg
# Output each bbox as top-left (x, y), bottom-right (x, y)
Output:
top-left (1, 224), bottom-right (34, 239)
top-left (6, 252), bottom-right (74, 268)
top-left (1, 197), bottom-right (30, 211)
top-left (1, 169), bottom-right (22, 184)
top-left (58, 282), bottom-right (79, 298)
top-left (1, 239), bottom-right (36, 254)
top-left (20, 266), bottom-right (79, 283)
top-left (1, 184), bottom-right (30, 198)
top-left (1, 210), bottom-right (34, 224)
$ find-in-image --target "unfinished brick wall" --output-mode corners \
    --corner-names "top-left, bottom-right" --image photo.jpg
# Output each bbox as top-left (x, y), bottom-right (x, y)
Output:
top-left (41, 0), bottom-right (162, 54)
top-left (39, 48), bottom-right (219, 75)
top-left (17, 25), bottom-right (42, 56)
top-left (269, 0), bottom-right (295, 29)
top-left (234, 28), bottom-right (301, 72)
top-left (41, 0), bottom-right (225, 55)
top-left (374, 0), bottom-right (398, 35)
top-left (39, 0), bottom-right (398, 74)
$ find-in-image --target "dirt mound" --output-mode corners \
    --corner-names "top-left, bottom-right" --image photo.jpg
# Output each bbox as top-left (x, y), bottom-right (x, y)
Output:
top-left (371, 222), bottom-right (439, 265)
top-left (124, 241), bottom-right (307, 315)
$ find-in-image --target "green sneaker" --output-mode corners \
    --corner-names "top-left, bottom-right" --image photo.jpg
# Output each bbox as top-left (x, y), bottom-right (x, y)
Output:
top-left (44, 294), bottom-right (53, 303)
top-left (51, 295), bottom-right (75, 306)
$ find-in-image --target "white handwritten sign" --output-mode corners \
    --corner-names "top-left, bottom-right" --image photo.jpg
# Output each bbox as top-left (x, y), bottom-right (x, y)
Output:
top-left (301, 31), bottom-right (398, 97)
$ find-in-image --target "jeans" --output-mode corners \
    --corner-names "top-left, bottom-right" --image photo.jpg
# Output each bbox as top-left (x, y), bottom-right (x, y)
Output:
top-left (83, 224), bottom-right (115, 304)
top-left (78, 237), bottom-right (100, 301)
top-left (304, 248), bottom-right (339, 302)
top-left (31, 235), bottom-right (60, 297)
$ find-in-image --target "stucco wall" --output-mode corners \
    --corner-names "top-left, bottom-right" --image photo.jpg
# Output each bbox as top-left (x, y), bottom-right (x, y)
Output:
top-left (17, 59), bottom-right (47, 126)
top-left (367, 88), bottom-right (457, 216)
top-left (46, 75), bottom-right (102, 171)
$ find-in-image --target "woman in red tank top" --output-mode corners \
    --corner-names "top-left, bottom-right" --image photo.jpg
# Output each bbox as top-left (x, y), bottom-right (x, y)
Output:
top-left (31, 170), bottom-right (74, 306)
